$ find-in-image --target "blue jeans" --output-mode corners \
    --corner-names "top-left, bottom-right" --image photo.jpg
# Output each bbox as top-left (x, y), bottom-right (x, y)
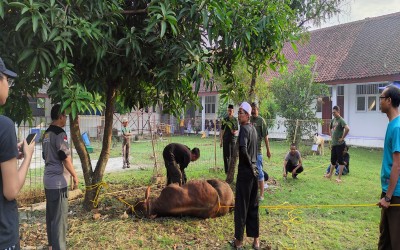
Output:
top-left (256, 154), bottom-right (264, 181)
top-left (326, 164), bottom-right (348, 175)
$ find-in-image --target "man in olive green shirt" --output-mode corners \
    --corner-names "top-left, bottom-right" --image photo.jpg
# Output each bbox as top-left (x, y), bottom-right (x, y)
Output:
top-left (325, 106), bottom-right (350, 182)
top-left (220, 104), bottom-right (239, 174)
top-left (121, 118), bottom-right (133, 169)
top-left (250, 103), bottom-right (271, 201)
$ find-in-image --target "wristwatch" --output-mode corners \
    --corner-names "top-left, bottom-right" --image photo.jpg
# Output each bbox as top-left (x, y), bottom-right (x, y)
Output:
top-left (384, 195), bottom-right (391, 202)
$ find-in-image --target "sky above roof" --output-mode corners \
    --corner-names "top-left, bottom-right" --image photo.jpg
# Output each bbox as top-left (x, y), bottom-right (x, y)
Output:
top-left (311, 0), bottom-right (400, 29)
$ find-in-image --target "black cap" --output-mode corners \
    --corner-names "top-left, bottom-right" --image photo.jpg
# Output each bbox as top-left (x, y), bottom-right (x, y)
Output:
top-left (0, 57), bottom-right (17, 78)
top-left (228, 104), bottom-right (234, 109)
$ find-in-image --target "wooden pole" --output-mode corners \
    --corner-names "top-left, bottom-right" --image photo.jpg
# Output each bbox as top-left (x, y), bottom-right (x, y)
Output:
top-left (214, 117), bottom-right (217, 168)
top-left (149, 118), bottom-right (158, 176)
top-left (293, 119), bottom-right (299, 144)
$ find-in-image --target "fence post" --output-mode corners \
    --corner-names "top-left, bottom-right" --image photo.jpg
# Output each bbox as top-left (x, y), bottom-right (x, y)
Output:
top-left (293, 119), bottom-right (299, 144)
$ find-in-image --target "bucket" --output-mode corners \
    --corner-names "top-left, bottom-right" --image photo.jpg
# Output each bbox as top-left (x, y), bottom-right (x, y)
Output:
top-left (82, 132), bottom-right (90, 146)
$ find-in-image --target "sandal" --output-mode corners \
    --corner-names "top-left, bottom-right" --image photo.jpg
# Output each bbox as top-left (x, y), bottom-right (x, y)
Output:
top-left (228, 239), bottom-right (244, 250)
top-left (252, 243), bottom-right (260, 250)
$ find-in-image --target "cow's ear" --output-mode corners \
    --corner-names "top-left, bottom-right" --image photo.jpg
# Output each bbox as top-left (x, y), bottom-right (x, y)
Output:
top-left (145, 186), bottom-right (151, 200)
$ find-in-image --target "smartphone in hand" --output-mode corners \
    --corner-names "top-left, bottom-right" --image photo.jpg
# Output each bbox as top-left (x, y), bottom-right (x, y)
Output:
top-left (20, 133), bottom-right (37, 152)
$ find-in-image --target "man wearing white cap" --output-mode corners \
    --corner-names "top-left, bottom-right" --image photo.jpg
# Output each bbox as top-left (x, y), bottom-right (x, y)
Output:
top-left (0, 57), bottom-right (35, 249)
top-left (230, 102), bottom-right (260, 250)
top-left (121, 118), bottom-right (132, 169)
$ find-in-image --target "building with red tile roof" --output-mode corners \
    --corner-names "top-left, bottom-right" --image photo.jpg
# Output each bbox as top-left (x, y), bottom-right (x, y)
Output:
top-left (268, 12), bottom-right (400, 147)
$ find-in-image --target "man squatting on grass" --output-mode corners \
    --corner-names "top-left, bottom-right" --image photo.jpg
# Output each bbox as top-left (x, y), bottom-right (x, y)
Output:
top-left (283, 143), bottom-right (304, 179)
top-left (325, 105), bottom-right (350, 183)
top-left (230, 102), bottom-right (260, 250)
top-left (163, 143), bottom-right (200, 186)
top-left (250, 102), bottom-right (271, 201)
top-left (0, 57), bottom-right (35, 250)
top-left (377, 84), bottom-right (400, 249)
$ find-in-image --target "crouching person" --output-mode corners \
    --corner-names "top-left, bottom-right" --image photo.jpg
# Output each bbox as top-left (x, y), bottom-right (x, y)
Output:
top-left (163, 143), bottom-right (200, 186)
top-left (325, 145), bottom-right (350, 176)
top-left (283, 144), bottom-right (304, 179)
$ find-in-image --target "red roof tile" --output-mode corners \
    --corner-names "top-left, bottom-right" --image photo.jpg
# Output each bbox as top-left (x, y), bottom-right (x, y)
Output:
top-left (271, 12), bottom-right (400, 83)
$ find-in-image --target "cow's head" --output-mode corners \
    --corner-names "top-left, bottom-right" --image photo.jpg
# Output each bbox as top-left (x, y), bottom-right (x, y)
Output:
top-left (126, 186), bottom-right (155, 218)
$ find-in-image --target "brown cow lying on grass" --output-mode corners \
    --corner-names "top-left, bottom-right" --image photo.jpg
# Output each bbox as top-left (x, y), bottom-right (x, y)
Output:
top-left (127, 179), bottom-right (234, 219)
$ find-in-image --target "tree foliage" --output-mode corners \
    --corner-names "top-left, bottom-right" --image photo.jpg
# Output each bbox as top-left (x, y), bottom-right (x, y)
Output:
top-left (0, 0), bottom-right (344, 208)
top-left (270, 56), bottom-right (329, 144)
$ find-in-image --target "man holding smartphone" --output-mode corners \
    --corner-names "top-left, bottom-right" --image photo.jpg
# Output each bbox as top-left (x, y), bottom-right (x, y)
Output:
top-left (42, 104), bottom-right (79, 250)
top-left (0, 57), bottom-right (35, 250)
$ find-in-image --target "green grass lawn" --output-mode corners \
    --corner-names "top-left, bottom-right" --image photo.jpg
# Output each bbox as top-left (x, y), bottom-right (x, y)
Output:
top-left (21, 135), bottom-right (384, 249)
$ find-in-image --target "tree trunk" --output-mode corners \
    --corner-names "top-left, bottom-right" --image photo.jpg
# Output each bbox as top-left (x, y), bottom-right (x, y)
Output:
top-left (225, 141), bottom-right (238, 184)
top-left (70, 83), bottom-right (117, 211)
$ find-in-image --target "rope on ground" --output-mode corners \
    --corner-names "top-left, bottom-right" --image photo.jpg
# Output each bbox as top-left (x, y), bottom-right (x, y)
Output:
top-left (85, 181), bottom-right (109, 208)
top-left (84, 181), bottom-right (157, 217)
top-left (218, 203), bottom-right (400, 210)
top-left (278, 204), bottom-right (303, 250)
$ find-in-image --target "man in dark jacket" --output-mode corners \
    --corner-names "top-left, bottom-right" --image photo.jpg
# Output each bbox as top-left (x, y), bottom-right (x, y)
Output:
top-left (163, 143), bottom-right (200, 186)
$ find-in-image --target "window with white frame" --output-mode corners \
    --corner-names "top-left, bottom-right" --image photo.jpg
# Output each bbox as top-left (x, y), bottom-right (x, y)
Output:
top-left (205, 96), bottom-right (216, 114)
top-left (356, 83), bottom-right (387, 112)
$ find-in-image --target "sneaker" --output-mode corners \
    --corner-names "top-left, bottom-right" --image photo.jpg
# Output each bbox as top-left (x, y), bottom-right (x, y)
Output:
top-left (127, 165), bottom-right (130, 168)
top-left (259, 196), bottom-right (264, 201)
top-left (122, 165), bottom-right (126, 169)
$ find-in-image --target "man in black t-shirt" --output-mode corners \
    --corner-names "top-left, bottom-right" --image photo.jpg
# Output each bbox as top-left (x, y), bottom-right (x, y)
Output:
top-left (0, 57), bottom-right (35, 249)
top-left (163, 143), bottom-right (200, 186)
top-left (230, 101), bottom-right (260, 250)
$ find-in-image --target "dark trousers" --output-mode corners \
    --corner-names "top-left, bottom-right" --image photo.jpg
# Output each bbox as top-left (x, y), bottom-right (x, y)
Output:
top-left (1, 242), bottom-right (20, 250)
top-left (223, 139), bottom-right (235, 174)
top-left (331, 143), bottom-right (345, 165)
top-left (122, 142), bottom-right (130, 166)
top-left (378, 193), bottom-right (400, 250)
top-left (165, 161), bottom-right (186, 186)
top-left (234, 175), bottom-right (259, 241)
top-left (285, 161), bottom-right (304, 177)
top-left (45, 187), bottom-right (68, 250)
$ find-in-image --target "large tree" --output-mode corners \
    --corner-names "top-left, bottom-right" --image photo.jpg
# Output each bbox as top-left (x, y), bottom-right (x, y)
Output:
top-left (0, 0), bottom-right (345, 208)
top-left (270, 56), bottom-right (329, 144)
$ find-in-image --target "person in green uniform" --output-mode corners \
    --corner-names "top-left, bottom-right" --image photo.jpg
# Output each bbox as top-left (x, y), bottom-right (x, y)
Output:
top-left (121, 118), bottom-right (133, 169)
top-left (220, 104), bottom-right (239, 174)
top-left (325, 106), bottom-right (350, 183)
top-left (250, 102), bottom-right (271, 201)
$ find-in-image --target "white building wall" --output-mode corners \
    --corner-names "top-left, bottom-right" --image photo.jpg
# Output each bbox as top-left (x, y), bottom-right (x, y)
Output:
top-left (346, 84), bottom-right (387, 139)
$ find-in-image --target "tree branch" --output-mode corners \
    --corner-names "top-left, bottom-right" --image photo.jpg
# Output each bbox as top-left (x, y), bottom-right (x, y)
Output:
top-left (121, 8), bottom-right (147, 14)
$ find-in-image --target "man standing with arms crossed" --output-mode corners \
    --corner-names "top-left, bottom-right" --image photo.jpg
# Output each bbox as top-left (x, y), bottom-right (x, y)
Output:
top-left (42, 104), bottom-right (79, 250)
top-left (220, 104), bottom-right (238, 174)
top-left (325, 105), bottom-right (350, 183)
top-left (250, 102), bottom-right (271, 201)
top-left (377, 84), bottom-right (400, 249)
